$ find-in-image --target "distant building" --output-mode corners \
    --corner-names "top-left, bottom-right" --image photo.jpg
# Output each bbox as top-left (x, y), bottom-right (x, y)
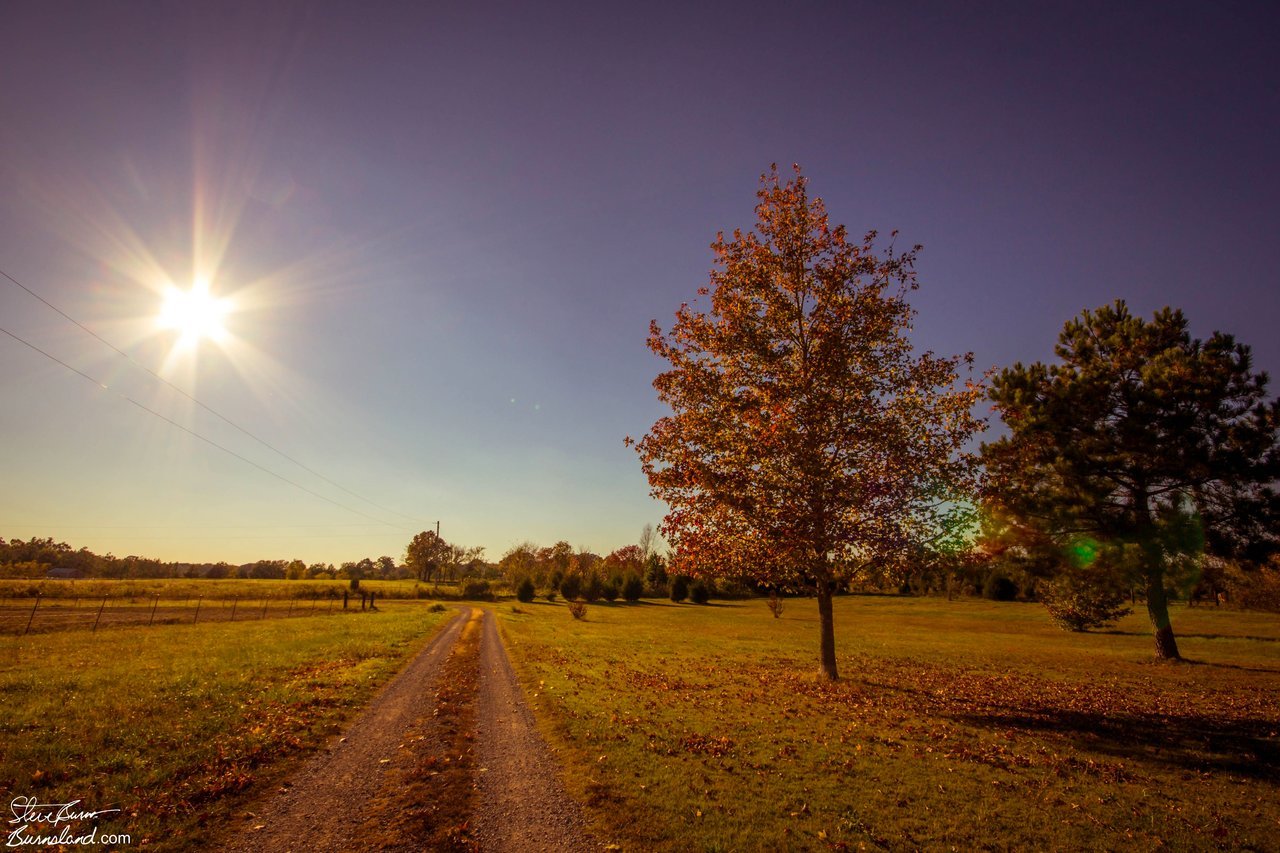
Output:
top-left (46, 567), bottom-right (83, 579)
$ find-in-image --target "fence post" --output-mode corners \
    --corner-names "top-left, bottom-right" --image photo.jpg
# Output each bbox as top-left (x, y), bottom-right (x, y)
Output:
top-left (287, 599), bottom-right (295, 618)
top-left (229, 597), bottom-right (238, 622)
top-left (92, 596), bottom-right (108, 633)
top-left (148, 594), bottom-right (160, 627)
top-left (23, 595), bottom-right (41, 636)
top-left (194, 596), bottom-right (202, 623)
top-left (261, 599), bottom-right (268, 619)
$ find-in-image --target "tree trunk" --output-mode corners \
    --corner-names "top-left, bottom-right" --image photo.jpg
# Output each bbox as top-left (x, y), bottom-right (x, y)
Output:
top-left (1144, 569), bottom-right (1181, 660)
top-left (816, 579), bottom-right (839, 681)
top-left (1135, 489), bottom-right (1180, 660)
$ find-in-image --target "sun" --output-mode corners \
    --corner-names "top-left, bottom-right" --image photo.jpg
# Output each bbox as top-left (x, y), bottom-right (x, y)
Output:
top-left (157, 279), bottom-right (231, 348)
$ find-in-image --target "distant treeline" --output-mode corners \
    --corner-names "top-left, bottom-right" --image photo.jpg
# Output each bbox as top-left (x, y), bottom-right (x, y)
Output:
top-left (0, 534), bottom-right (486, 581)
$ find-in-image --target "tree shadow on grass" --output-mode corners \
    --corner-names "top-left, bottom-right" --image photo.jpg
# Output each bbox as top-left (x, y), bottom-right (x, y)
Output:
top-left (1098, 629), bottom-right (1280, 644)
top-left (946, 705), bottom-right (1280, 781)
top-left (625, 599), bottom-right (722, 607)
top-left (582, 598), bottom-right (743, 608)
top-left (1177, 657), bottom-right (1280, 675)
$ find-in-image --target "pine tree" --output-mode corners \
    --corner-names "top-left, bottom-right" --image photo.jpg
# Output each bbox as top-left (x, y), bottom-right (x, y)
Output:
top-left (983, 301), bottom-right (1280, 658)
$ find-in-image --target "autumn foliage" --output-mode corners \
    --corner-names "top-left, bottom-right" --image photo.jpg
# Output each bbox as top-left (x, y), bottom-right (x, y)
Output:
top-left (632, 166), bottom-right (984, 678)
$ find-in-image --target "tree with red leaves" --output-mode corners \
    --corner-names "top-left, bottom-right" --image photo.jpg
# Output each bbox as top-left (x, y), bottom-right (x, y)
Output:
top-left (631, 166), bottom-right (984, 680)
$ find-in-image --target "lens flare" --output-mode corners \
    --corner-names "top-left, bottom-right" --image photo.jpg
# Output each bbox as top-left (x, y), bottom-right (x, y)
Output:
top-left (1067, 536), bottom-right (1100, 568)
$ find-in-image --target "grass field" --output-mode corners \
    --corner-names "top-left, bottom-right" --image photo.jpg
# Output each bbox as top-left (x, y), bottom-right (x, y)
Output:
top-left (497, 596), bottom-right (1280, 851)
top-left (0, 576), bottom-right (460, 602)
top-left (0, 577), bottom-right (481, 635)
top-left (0, 600), bottom-right (452, 849)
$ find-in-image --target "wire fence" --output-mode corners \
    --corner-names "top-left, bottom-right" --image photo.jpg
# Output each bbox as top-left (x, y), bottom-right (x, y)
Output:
top-left (0, 590), bottom-right (389, 636)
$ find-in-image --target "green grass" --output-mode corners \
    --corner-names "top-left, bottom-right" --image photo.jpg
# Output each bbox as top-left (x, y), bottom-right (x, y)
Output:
top-left (0, 601), bottom-right (452, 849)
top-left (497, 596), bottom-right (1280, 851)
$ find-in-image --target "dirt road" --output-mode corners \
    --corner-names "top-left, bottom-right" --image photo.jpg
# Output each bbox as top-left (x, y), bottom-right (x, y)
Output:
top-left (472, 608), bottom-right (594, 852)
top-left (221, 606), bottom-right (596, 852)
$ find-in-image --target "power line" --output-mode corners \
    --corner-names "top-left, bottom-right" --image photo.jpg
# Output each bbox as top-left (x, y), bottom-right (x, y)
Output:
top-left (4, 523), bottom-right (394, 530)
top-left (0, 266), bottom-right (422, 525)
top-left (0, 533), bottom-right (407, 541)
top-left (0, 324), bottom-right (411, 531)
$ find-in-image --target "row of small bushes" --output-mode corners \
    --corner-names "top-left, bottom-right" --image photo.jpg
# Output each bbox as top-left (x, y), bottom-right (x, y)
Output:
top-left (669, 575), bottom-right (711, 604)
top-left (513, 574), bottom-right (713, 605)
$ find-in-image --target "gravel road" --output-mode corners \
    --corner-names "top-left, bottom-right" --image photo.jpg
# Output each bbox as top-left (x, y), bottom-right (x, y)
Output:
top-left (472, 610), bottom-right (597, 852)
top-left (217, 606), bottom-right (599, 852)
top-left (221, 607), bottom-right (470, 852)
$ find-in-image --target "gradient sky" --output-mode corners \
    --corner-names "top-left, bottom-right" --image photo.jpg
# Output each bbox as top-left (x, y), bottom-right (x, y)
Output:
top-left (2, 1), bottom-right (1277, 566)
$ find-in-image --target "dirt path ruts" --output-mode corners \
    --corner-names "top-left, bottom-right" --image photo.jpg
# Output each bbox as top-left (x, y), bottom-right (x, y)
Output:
top-left (473, 610), bottom-right (597, 852)
top-left (221, 607), bottom-right (471, 853)
top-left (217, 606), bottom-right (597, 852)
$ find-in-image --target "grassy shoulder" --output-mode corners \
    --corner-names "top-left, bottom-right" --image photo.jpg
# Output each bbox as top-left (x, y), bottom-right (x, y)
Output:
top-left (497, 596), bottom-right (1280, 851)
top-left (0, 601), bottom-right (453, 849)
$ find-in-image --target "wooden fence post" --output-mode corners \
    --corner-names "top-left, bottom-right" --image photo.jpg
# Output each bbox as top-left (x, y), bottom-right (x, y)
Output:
top-left (194, 596), bottom-right (202, 623)
top-left (261, 599), bottom-right (268, 619)
top-left (287, 599), bottom-right (295, 618)
top-left (22, 595), bottom-right (41, 636)
top-left (148, 594), bottom-right (160, 627)
top-left (229, 597), bottom-right (238, 622)
top-left (92, 596), bottom-right (108, 633)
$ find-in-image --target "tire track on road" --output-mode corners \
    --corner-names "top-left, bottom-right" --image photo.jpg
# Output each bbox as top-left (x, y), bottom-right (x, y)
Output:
top-left (219, 606), bottom-right (600, 852)
top-left (473, 610), bottom-right (598, 852)
top-left (221, 607), bottom-right (471, 852)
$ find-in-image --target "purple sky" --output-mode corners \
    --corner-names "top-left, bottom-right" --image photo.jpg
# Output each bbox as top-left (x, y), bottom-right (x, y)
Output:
top-left (1, 1), bottom-right (1277, 565)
